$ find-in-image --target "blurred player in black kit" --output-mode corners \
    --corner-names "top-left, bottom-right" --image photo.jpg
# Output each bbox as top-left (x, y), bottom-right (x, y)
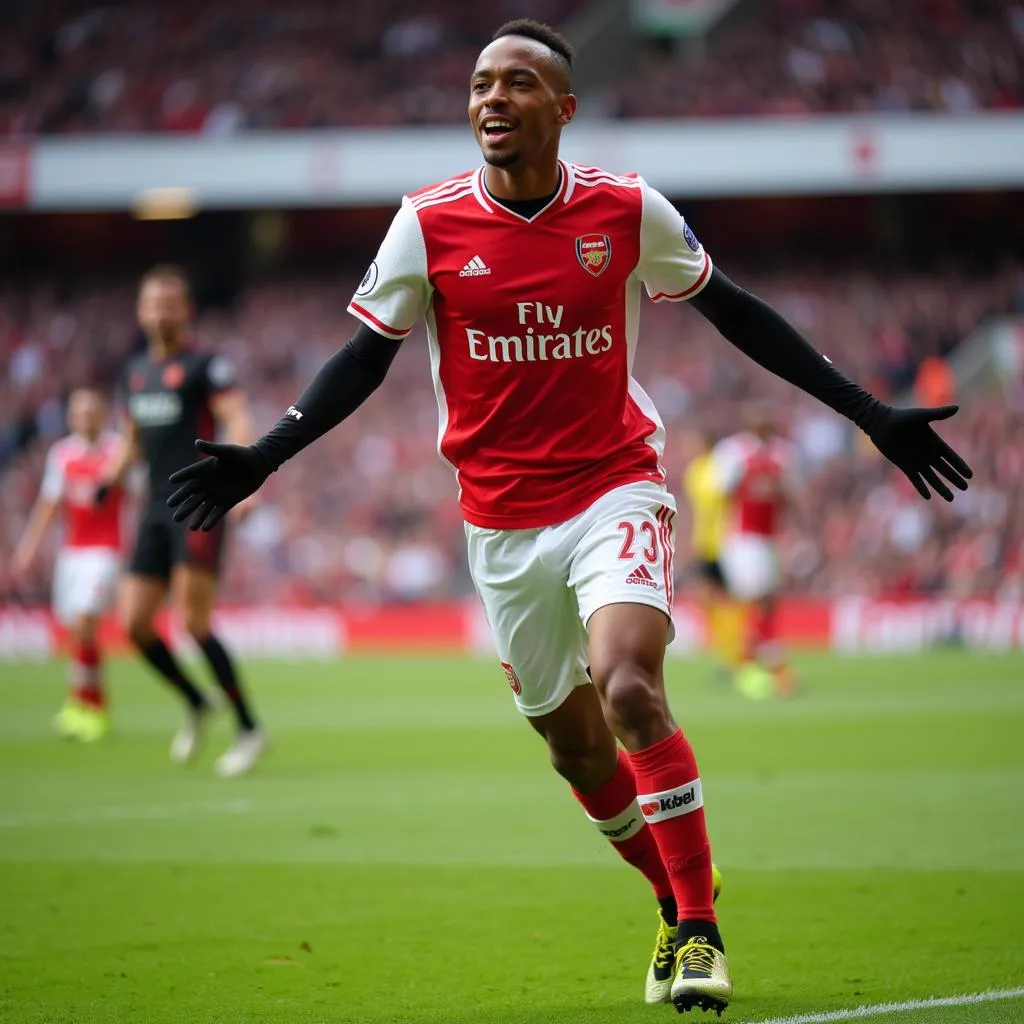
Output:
top-left (103, 265), bottom-right (267, 776)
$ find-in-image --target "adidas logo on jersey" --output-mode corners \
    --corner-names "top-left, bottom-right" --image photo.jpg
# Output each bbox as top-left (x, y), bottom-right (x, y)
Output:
top-left (626, 564), bottom-right (658, 588)
top-left (459, 255), bottom-right (492, 277)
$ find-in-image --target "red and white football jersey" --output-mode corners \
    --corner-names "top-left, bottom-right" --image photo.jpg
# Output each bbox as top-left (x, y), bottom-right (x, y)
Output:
top-left (40, 431), bottom-right (124, 550)
top-left (348, 161), bottom-right (712, 529)
top-left (713, 432), bottom-right (799, 538)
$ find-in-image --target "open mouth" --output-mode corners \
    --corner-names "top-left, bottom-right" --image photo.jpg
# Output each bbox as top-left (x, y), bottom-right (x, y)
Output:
top-left (481, 117), bottom-right (517, 143)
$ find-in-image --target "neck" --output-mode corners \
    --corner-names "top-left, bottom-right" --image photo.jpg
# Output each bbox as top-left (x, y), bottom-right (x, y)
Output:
top-left (484, 155), bottom-right (561, 202)
top-left (79, 430), bottom-right (101, 445)
top-left (148, 332), bottom-right (185, 360)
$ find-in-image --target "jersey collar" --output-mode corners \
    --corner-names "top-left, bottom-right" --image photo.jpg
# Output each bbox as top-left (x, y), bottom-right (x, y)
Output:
top-left (471, 160), bottom-right (575, 222)
top-left (148, 337), bottom-right (193, 364)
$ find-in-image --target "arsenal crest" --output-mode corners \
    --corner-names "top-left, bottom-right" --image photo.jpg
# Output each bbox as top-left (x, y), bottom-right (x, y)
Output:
top-left (575, 234), bottom-right (611, 277)
top-left (500, 661), bottom-right (522, 695)
top-left (162, 362), bottom-right (185, 389)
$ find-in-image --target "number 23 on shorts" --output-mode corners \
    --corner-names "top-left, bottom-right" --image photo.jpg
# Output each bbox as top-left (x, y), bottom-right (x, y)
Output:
top-left (614, 507), bottom-right (676, 603)
top-left (617, 518), bottom-right (661, 562)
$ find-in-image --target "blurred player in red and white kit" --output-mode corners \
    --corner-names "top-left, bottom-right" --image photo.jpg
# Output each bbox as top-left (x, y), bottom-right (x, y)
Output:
top-left (713, 410), bottom-right (801, 699)
top-left (12, 389), bottom-right (125, 742)
top-left (163, 20), bottom-right (971, 1014)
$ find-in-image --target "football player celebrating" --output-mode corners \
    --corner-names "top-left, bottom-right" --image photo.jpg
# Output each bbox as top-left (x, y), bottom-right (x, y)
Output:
top-left (165, 20), bottom-right (971, 1013)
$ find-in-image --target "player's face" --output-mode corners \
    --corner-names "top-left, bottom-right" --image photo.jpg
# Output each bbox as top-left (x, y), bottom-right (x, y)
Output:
top-left (68, 391), bottom-right (105, 439)
top-left (137, 278), bottom-right (191, 340)
top-left (748, 411), bottom-right (776, 439)
top-left (469, 37), bottom-right (575, 170)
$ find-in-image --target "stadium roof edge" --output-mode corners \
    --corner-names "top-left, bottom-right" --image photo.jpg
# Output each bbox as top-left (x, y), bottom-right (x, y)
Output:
top-left (5, 113), bottom-right (1023, 211)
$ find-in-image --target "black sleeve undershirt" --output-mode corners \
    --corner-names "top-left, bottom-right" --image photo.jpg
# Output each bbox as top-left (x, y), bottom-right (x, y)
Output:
top-left (251, 266), bottom-right (886, 475)
top-left (688, 267), bottom-right (885, 432)
top-left (252, 323), bottom-right (402, 471)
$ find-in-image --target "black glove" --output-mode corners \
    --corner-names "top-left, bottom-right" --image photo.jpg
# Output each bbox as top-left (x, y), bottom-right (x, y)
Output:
top-left (863, 404), bottom-right (972, 501)
top-left (94, 483), bottom-right (112, 506)
top-left (167, 440), bottom-right (272, 531)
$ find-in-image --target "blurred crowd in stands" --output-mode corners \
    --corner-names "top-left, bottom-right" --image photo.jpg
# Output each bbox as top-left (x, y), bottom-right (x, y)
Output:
top-left (610, 0), bottom-right (1024, 119)
top-left (0, 0), bottom-right (586, 135)
top-left (2, 261), bottom-right (1023, 605)
top-left (2, 0), bottom-right (1021, 135)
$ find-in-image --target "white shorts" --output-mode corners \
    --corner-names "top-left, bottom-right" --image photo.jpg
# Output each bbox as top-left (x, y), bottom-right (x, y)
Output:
top-left (720, 533), bottom-right (780, 601)
top-left (52, 547), bottom-right (120, 626)
top-left (466, 480), bottom-right (677, 718)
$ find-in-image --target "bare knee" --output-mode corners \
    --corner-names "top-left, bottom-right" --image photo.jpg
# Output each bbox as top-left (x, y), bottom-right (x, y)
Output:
top-left (182, 610), bottom-right (210, 644)
top-left (71, 615), bottom-right (100, 646)
top-left (119, 577), bottom-right (168, 649)
top-left (548, 736), bottom-right (616, 792)
top-left (124, 615), bottom-right (155, 648)
top-left (594, 661), bottom-right (674, 751)
top-left (121, 599), bottom-right (156, 647)
top-left (526, 683), bottom-right (619, 792)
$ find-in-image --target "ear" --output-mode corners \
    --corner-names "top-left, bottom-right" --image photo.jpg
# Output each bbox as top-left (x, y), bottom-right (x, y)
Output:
top-left (557, 93), bottom-right (577, 126)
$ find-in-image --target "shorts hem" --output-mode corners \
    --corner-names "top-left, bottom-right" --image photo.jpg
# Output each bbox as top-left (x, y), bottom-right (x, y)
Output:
top-left (54, 605), bottom-right (110, 626)
top-left (581, 592), bottom-right (673, 631)
top-left (125, 565), bottom-right (171, 583)
top-left (175, 560), bottom-right (222, 576)
top-left (512, 676), bottom-right (591, 718)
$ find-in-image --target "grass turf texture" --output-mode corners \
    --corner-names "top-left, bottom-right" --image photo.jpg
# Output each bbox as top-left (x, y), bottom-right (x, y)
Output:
top-left (1, 651), bottom-right (1022, 1024)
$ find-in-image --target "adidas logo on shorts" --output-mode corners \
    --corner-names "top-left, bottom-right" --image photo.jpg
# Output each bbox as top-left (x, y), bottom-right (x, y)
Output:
top-left (626, 564), bottom-right (658, 588)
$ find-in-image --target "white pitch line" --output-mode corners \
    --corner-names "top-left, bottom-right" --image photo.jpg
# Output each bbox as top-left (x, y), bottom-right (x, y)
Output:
top-left (740, 987), bottom-right (1024, 1024)
top-left (0, 798), bottom-right (253, 829)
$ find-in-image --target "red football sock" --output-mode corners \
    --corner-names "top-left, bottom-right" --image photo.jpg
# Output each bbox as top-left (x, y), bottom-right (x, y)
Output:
top-left (71, 639), bottom-right (104, 708)
top-left (741, 602), bottom-right (763, 664)
top-left (572, 748), bottom-right (673, 903)
top-left (629, 730), bottom-right (715, 922)
top-left (753, 603), bottom-right (785, 672)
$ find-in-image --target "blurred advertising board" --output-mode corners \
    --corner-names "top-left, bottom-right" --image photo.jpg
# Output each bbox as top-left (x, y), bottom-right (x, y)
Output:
top-left (0, 144), bottom-right (30, 207)
top-left (21, 115), bottom-right (1024, 210)
top-left (2, 600), bottom-right (1023, 661)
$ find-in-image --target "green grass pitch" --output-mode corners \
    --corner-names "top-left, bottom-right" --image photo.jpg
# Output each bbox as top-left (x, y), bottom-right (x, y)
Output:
top-left (1, 650), bottom-right (1022, 1023)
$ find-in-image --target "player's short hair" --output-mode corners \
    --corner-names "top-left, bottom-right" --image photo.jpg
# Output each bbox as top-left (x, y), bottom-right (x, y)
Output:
top-left (492, 19), bottom-right (574, 87)
top-left (139, 263), bottom-right (192, 298)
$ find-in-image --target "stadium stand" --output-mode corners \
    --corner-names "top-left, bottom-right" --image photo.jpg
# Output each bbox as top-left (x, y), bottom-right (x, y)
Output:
top-left (2, 0), bottom-right (1021, 135)
top-left (3, 263), bottom-right (1022, 605)
top-left (0, 0), bottom-right (589, 134)
top-left (611, 0), bottom-right (1024, 119)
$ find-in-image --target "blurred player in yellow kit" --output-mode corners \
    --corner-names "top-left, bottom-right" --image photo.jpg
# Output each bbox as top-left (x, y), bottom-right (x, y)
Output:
top-left (682, 431), bottom-right (747, 674)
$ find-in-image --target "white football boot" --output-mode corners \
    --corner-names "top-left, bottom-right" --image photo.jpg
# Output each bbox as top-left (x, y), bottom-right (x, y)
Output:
top-left (671, 936), bottom-right (732, 1016)
top-left (170, 703), bottom-right (213, 764)
top-left (214, 728), bottom-right (268, 777)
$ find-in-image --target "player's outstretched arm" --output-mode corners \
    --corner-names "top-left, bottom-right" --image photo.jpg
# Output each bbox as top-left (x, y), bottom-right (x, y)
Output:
top-left (167, 324), bottom-right (402, 531)
top-left (11, 498), bottom-right (58, 580)
top-left (209, 384), bottom-right (260, 521)
top-left (95, 421), bottom-right (139, 505)
top-left (14, 442), bottom-right (66, 578)
top-left (689, 268), bottom-right (973, 501)
top-left (210, 388), bottom-right (255, 447)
